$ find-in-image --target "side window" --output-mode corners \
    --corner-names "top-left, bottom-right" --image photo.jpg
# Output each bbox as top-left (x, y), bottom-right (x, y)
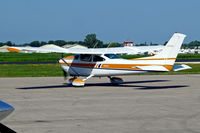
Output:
top-left (80, 54), bottom-right (92, 62)
top-left (93, 55), bottom-right (105, 62)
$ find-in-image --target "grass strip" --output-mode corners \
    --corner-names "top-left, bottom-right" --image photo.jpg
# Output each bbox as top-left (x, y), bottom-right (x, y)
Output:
top-left (1, 53), bottom-right (200, 62)
top-left (0, 64), bottom-right (63, 77)
top-left (0, 64), bottom-right (199, 77)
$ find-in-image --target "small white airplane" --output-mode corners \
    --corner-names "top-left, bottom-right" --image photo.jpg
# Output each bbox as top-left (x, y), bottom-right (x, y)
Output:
top-left (8, 33), bottom-right (191, 86)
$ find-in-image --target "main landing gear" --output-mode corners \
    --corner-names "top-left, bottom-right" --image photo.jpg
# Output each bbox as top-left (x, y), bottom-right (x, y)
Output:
top-left (68, 76), bottom-right (123, 87)
top-left (108, 76), bottom-right (124, 85)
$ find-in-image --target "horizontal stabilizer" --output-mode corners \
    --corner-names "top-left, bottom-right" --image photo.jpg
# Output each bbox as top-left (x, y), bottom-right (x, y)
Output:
top-left (136, 66), bottom-right (169, 71)
top-left (173, 64), bottom-right (192, 71)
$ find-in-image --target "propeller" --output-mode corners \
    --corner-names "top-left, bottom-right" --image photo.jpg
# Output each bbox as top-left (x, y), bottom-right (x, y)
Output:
top-left (63, 69), bottom-right (67, 80)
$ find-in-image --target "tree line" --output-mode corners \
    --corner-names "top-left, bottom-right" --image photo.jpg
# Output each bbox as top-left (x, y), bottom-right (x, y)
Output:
top-left (0, 34), bottom-right (200, 49)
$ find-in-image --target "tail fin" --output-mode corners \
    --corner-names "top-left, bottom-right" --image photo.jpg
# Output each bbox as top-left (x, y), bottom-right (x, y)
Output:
top-left (140, 33), bottom-right (186, 66)
top-left (134, 33), bottom-right (189, 72)
top-left (153, 33), bottom-right (186, 59)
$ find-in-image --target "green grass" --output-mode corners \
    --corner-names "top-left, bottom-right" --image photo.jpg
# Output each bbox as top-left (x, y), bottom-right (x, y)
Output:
top-left (0, 53), bottom-right (200, 62)
top-left (177, 54), bottom-right (200, 59)
top-left (0, 64), bottom-right (63, 77)
top-left (121, 54), bottom-right (200, 59)
top-left (0, 52), bottom-right (72, 62)
top-left (0, 64), bottom-right (199, 77)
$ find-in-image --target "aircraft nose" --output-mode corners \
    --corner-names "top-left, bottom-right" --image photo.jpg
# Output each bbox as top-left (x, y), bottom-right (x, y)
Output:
top-left (0, 101), bottom-right (14, 121)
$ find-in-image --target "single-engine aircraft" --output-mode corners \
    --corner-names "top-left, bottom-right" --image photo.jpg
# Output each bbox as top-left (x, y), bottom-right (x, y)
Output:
top-left (8, 33), bottom-right (191, 86)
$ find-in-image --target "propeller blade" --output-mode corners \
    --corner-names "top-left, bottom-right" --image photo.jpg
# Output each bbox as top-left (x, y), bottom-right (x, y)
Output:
top-left (63, 70), bottom-right (67, 80)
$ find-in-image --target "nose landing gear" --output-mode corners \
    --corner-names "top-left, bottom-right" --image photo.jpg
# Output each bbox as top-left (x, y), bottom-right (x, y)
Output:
top-left (69, 78), bottom-right (85, 87)
top-left (69, 75), bottom-right (93, 87)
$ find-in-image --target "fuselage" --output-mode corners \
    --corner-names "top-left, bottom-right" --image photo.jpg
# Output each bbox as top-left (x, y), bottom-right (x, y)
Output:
top-left (59, 54), bottom-right (174, 77)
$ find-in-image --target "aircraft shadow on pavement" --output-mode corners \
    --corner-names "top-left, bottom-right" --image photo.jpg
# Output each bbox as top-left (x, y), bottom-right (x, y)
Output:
top-left (16, 80), bottom-right (188, 90)
top-left (0, 123), bottom-right (16, 133)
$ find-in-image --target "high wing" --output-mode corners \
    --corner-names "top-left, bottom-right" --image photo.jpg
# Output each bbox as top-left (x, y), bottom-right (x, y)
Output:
top-left (8, 45), bottom-right (163, 54)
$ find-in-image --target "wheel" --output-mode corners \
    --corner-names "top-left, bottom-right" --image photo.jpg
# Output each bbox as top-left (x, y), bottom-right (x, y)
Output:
top-left (109, 77), bottom-right (123, 85)
top-left (69, 78), bottom-right (85, 87)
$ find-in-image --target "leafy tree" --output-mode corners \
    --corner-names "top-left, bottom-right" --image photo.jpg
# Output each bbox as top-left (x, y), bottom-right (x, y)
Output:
top-left (0, 42), bottom-right (4, 46)
top-left (54, 40), bottom-right (67, 46)
top-left (188, 40), bottom-right (200, 49)
top-left (84, 33), bottom-right (103, 48)
top-left (41, 41), bottom-right (47, 46)
top-left (48, 40), bottom-right (55, 44)
top-left (30, 41), bottom-right (41, 47)
top-left (5, 41), bottom-right (14, 46)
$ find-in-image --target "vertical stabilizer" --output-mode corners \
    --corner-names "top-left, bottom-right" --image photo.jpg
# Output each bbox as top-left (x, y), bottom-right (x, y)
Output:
top-left (139, 33), bottom-right (186, 66)
top-left (153, 33), bottom-right (186, 59)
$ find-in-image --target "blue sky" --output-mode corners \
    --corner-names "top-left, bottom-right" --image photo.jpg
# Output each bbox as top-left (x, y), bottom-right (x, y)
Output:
top-left (0, 0), bottom-right (199, 44)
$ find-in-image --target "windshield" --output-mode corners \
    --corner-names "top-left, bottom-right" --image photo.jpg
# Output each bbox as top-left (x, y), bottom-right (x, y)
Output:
top-left (104, 54), bottom-right (121, 59)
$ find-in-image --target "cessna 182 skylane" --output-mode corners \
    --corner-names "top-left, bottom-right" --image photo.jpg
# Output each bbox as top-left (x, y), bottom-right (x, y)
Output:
top-left (8, 33), bottom-right (191, 86)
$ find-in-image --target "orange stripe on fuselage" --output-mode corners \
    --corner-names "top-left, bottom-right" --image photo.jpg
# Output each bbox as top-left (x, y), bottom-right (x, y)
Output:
top-left (63, 56), bottom-right (75, 60)
top-left (60, 62), bottom-right (96, 68)
top-left (101, 64), bottom-right (173, 71)
top-left (7, 47), bottom-right (20, 52)
top-left (59, 62), bottom-right (173, 71)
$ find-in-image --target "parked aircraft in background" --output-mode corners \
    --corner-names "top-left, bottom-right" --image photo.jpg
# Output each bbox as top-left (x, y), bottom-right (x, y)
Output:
top-left (8, 33), bottom-right (191, 86)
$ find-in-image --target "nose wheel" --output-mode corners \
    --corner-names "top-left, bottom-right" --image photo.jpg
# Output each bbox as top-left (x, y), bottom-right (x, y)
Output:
top-left (68, 75), bottom-right (93, 87)
top-left (69, 78), bottom-right (85, 87)
top-left (108, 76), bottom-right (123, 85)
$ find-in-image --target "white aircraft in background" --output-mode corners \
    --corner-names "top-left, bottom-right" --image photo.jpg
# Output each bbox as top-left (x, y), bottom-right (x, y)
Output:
top-left (8, 33), bottom-right (191, 86)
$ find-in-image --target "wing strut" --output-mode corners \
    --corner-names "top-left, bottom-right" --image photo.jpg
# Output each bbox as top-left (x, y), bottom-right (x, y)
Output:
top-left (56, 54), bottom-right (80, 76)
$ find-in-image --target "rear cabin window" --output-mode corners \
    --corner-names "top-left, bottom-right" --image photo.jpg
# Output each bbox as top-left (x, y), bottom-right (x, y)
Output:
top-left (93, 55), bottom-right (105, 62)
top-left (80, 54), bottom-right (105, 62)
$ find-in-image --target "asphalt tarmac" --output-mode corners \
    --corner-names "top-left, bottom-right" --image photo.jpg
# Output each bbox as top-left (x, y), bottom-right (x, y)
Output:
top-left (0, 75), bottom-right (200, 133)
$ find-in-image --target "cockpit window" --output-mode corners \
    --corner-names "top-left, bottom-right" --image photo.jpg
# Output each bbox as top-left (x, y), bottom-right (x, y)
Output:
top-left (74, 55), bottom-right (79, 60)
top-left (80, 54), bottom-right (92, 62)
top-left (104, 54), bottom-right (121, 59)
